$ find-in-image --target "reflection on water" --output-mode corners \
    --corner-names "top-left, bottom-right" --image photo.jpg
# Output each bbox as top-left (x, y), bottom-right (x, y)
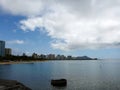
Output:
top-left (0, 60), bottom-right (120, 90)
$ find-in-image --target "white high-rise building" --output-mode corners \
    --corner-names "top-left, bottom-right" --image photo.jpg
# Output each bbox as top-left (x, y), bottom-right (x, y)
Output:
top-left (5, 48), bottom-right (12, 56)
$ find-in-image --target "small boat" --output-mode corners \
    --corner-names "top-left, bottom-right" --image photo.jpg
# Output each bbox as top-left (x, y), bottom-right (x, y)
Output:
top-left (51, 79), bottom-right (67, 87)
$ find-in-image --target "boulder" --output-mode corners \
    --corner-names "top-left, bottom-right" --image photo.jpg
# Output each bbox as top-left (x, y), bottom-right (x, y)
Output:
top-left (51, 79), bottom-right (67, 87)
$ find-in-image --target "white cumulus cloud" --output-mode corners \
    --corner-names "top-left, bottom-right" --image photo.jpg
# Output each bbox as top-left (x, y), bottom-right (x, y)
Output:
top-left (0, 0), bottom-right (44, 16)
top-left (1, 0), bottom-right (120, 50)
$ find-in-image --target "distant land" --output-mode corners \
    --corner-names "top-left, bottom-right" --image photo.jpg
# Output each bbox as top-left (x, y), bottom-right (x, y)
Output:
top-left (0, 53), bottom-right (98, 61)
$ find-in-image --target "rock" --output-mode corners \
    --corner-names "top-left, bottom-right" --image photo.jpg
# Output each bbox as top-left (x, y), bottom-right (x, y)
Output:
top-left (0, 79), bottom-right (31, 90)
top-left (51, 79), bottom-right (67, 87)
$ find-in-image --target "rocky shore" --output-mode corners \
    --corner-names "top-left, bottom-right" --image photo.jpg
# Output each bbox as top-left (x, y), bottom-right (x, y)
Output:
top-left (0, 79), bottom-right (31, 90)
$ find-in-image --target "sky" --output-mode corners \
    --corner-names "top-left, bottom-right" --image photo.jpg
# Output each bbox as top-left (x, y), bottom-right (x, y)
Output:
top-left (0, 0), bottom-right (120, 59)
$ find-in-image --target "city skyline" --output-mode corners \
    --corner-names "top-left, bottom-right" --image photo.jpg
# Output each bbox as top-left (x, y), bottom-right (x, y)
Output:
top-left (0, 0), bottom-right (120, 59)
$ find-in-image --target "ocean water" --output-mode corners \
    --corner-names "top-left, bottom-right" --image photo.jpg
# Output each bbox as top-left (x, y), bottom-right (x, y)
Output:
top-left (0, 60), bottom-right (120, 90)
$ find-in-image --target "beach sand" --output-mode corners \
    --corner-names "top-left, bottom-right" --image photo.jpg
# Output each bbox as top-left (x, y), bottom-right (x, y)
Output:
top-left (0, 60), bottom-right (46, 65)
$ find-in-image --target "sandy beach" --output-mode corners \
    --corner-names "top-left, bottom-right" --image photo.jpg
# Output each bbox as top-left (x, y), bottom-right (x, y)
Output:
top-left (0, 60), bottom-right (46, 65)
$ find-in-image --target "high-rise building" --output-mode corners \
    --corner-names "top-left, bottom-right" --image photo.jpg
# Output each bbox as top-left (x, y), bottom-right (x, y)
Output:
top-left (47, 54), bottom-right (55, 60)
top-left (0, 40), bottom-right (5, 57)
top-left (5, 48), bottom-right (12, 56)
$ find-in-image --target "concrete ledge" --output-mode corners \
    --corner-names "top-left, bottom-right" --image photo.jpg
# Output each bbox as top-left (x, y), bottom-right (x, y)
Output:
top-left (0, 79), bottom-right (32, 90)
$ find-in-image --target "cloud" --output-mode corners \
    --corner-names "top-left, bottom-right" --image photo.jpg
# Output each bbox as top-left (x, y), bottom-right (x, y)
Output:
top-left (0, 0), bottom-right (56, 16)
top-left (7, 40), bottom-right (25, 44)
top-left (0, 0), bottom-right (44, 16)
top-left (20, 17), bottom-right (43, 31)
top-left (1, 0), bottom-right (120, 50)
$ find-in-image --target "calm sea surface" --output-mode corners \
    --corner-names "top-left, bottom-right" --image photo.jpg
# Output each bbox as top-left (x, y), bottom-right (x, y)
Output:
top-left (0, 60), bottom-right (120, 90)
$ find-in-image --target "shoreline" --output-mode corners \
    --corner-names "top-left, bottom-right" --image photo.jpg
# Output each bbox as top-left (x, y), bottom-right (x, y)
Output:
top-left (0, 59), bottom-right (98, 65)
top-left (0, 60), bottom-right (46, 65)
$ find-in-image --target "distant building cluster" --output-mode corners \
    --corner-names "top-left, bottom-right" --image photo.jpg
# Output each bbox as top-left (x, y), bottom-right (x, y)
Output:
top-left (0, 40), bottom-right (12, 57)
top-left (31, 53), bottom-right (95, 60)
top-left (32, 53), bottom-right (70, 60)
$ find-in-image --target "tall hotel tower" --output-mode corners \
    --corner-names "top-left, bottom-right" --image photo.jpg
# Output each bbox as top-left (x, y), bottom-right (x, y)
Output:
top-left (0, 40), bottom-right (5, 57)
